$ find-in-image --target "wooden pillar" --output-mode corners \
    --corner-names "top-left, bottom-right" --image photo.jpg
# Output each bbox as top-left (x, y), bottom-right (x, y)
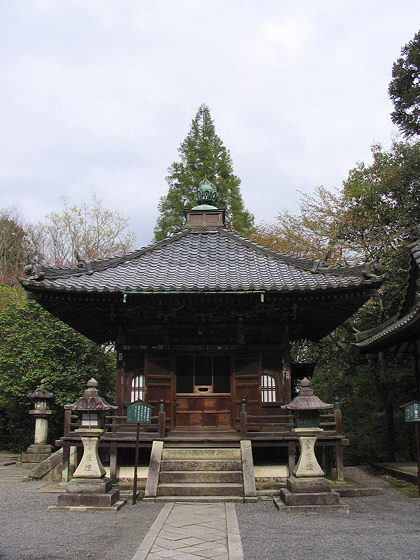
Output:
top-left (62, 407), bottom-right (72, 482)
top-left (324, 446), bottom-right (333, 476)
top-left (333, 397), bottom-right (344, 480)
top-left (110, 442), bottom-right (117, 482)
top-left (158, 399), bottom-right (166, 438)
top-left (334, 396), bottom-right (342, 434)
top-left (115, 347), bottom-right (125, 417)
top-left (281, 329), bottom-right (292, 403)
top-left (62, 443), bottom-right (70, 483)
top-left (335, 441), bottom-right (344, 481)
top-left (240, 398), bottom-right (247, 437)
top-left (64, 408), bottom-right (72, 436)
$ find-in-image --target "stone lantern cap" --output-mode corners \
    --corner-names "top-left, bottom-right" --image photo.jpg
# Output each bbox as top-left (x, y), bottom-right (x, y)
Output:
top-left (64, 378), bottom-right (117, 412)
top-left (28, 387), bottom-right (54, 400)
top-left (286, 377), bottom-right (332, 411)
top-left (28, 379), bottom-right (53, 400)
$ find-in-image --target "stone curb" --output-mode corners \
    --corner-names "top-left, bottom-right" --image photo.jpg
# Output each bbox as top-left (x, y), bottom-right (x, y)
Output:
top-left (227, 503), bottom-right (244, 560)
top-left (130, 503), bottom-right (173, 560)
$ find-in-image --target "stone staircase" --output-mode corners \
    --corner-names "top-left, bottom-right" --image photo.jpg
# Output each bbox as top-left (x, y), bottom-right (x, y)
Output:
top-left (145, 441), bottom-right (256, 502)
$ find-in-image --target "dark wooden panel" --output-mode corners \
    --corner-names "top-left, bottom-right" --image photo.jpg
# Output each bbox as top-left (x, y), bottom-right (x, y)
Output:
top-left (175, 395), bottom-right (232, 428)
top-left (233, 355), bottom-right (261, 428)
top-left (146, 354), bottom-right (174, 423)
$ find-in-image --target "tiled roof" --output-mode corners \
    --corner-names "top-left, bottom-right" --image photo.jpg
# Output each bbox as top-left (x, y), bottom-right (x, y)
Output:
top-left (21, 227), bottom-right (379, 294)
top-left (356, 305), bottom-right (420, 349)
top-left (356, 236), bottom-right (420, 351)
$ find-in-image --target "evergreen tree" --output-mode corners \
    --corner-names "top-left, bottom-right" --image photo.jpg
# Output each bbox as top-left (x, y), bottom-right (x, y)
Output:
top-left (389, 30), bottom-right (420, 138)
top-left (154, 104), bottom-right (254, 240)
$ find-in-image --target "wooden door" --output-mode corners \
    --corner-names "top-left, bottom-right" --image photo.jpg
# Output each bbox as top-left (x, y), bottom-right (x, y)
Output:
top-left (175, 354), bottom-right (232, 428)
top-left (233, 354), bottom-right (261, 430)
top-left (145, 354), bottom-right (174, 428)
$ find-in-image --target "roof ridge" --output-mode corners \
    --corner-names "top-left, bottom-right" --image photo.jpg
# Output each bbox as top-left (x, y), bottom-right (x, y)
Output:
top-left (356, 304), bottom-right (420, 347)
top-left (395, 240), bottom-right (420, 319)
top-left (24, 230), bottom-right (190, 280)
top-left (218, 229), bottom-right (372, 277)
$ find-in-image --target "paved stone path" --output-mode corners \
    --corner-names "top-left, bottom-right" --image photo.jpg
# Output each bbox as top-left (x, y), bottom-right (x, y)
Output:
top-left (0, 453), bottom-right (31, 483)
top-left (131, 502), bottom-right (244, 560)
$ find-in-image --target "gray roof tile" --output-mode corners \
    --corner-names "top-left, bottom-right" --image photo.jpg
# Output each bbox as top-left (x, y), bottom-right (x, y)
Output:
top-left (22, 228), bottom-right (379, 294)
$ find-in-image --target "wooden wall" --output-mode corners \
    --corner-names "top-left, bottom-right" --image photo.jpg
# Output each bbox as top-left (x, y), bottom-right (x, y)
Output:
top-left (118, 346), bottom-right (291, 431)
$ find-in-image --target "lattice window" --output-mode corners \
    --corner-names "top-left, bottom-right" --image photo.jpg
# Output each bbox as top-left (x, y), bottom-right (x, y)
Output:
top-left (131, 374), bottom-right (145, 402)
top-left (261, 374), bottom-right (276, 403)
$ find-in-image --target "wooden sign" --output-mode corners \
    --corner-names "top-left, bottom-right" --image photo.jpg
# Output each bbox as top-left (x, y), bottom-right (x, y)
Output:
top-left (126, 400), bottom-right (152, 424)
top-left (126, 400), bottom-right (152, 506)
top-left (402, 401), bottom-right (420, 423)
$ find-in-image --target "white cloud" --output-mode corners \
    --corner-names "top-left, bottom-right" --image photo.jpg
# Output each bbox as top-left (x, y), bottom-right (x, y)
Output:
top-left (0, 0), bottom-right (419, 248)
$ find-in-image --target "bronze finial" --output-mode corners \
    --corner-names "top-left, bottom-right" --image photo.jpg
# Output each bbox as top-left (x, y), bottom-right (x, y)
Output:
top-left (195, 177), bottom-right (218, 207)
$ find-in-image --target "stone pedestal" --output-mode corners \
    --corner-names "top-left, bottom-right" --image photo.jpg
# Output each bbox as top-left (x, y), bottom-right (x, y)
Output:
top-left (21, 410), bottom-right (53, 464)
top-left (293, 430), bottom-right (324, 478)
top-left (21, 444), bottom-right (53, 464)
top-left (51, 428), bottom-right (126, 512)
top-left (274, 476), bottom-right (349, 513)
top-left (275, 429), bottom-right (349, 514)
top-left (72, 429), bottom-right (106, 479)
top-left (56, 477), bottom-right (122, 509)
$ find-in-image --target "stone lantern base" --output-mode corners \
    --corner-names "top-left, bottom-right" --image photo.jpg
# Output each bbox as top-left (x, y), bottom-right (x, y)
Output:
top-left (274, 430), bottom-right (349, 513)
top-left (50, 477), bottom-right (126, 512)
top-left (274, 475), bottom-right (349, 514)
top-left (50, 429), bottom-right (126, 512)
top-left (21, 443), bottom-right (53, 464)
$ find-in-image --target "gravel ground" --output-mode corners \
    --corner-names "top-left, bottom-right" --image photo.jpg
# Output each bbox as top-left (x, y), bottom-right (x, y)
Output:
top-left (236, 467), bottom-right (420, 560)
top-left (0, 465), bottom-right (419, 560)
top-left (0, 480), bottom-right (163, 560)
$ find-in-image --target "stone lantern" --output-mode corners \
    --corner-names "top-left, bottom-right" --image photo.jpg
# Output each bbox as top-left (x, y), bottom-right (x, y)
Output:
top-left (22, 380), bottom-right (54, 464)
top-left (52, 378), bottom-right (126, 512)
top-left (286, 377), bottom-right (332, 478)
top-left (64, 378), bottom-right (116, 480)
top-left (275, 378), bottom-right (348, 513)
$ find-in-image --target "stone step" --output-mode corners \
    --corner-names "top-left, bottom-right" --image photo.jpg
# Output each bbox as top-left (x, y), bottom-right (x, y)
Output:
top-left (159, 470), bottom-right (242, 483)
top-left (257, 488), bottom-right (283, 497)
top-left (161, 447), bottom-right (241, 460)
top-left (50, 498), bottom-right (127, 513)
top-left (280, 489), bottom-right (341, 506)
top-left (157, 482), bottom-right (243, 497)
top-left (151, 495), bottom-right (244, 503)
top-left (160, 459), bottom-right (242, 471)
top-left (164, 438), bottom-right (240, 448)
top-left (57, 488), bottom-right (121, 507)
top-left (273, 498), bottom-right (349, 514)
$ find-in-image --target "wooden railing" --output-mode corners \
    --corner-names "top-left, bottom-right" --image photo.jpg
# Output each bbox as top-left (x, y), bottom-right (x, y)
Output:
top-left (244, 414), bottom-right (293, 434)
top-left (63, 400), bottom-right (167, 439)
top-left (239, 397), bottom-right (342, 437)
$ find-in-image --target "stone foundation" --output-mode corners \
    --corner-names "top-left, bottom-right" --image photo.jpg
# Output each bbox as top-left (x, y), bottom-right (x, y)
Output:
top-left (21, 443), bottom-right (53, 464)
top-left (274, 476), bottom-right (349, 514)
top-left (51, 477), bottom-right (126, 513)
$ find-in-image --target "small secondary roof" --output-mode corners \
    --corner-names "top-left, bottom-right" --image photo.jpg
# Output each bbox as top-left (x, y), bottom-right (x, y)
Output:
top-left (356, 235), bottom-right (420, 354)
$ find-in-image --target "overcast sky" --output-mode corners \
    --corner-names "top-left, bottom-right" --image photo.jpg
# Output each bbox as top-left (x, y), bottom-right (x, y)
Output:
top-left (1, 1), bottom-right (419, 248)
